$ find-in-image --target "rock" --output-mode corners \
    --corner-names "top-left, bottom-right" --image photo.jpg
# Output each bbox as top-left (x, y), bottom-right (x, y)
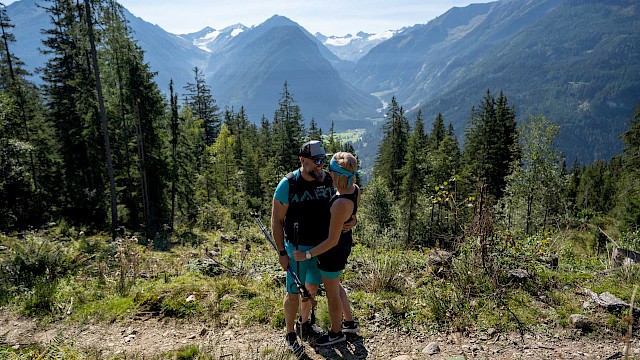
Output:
top-left (422, 342), bottom-right (441, 355)
top-left (428, 250), bottom-right (452, 277)
top-left (186, 294), bottom-right (196, 302)
top-left (0, 245), bottom-right (8, 251)
top-left (569, 314), bottom-right (594, 330)
top-left (508, 269), bottom-right (530, 281)
top-left (584, 288), bottom-right (636, 315)
top-left (391, 356), bottom-right (412, 360)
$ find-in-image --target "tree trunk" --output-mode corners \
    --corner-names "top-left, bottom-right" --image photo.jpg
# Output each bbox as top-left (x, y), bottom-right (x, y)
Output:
top-left (85, 0), bottom-right (118, 239)
top-left (133, 99), bottom-right (150, 236)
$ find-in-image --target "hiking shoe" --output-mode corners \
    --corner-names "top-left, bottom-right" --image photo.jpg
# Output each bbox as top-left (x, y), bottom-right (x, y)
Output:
top-left (295, 318), bottom-right (323, 338)
top-left (315, 330), bottom-right (346, 347)
top-left (285, 332), bottom-right (303, 356)
top-left (341, 320), bottom-right (360, 334)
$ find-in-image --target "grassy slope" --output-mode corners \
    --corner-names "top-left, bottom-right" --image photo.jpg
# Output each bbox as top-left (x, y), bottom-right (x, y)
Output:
top-left (0, 218), bottom-right (637, 358)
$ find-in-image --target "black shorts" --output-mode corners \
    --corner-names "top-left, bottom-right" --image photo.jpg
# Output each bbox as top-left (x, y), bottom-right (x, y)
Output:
top-left (317, 234), bottom-right (352, 273)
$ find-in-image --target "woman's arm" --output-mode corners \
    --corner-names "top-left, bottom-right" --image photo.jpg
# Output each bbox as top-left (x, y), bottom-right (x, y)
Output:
top-left (293, 199), bottom-right (353, 260)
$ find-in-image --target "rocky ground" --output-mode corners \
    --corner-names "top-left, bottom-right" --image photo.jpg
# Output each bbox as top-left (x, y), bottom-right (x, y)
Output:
top-left (1, 312), bottom-right (636, 359)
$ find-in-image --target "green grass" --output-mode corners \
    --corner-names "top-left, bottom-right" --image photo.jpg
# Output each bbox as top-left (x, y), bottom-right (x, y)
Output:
top-left (327, 129), bottom-right (366, 144)
top-left (1, 218), bottom-right (637, 357)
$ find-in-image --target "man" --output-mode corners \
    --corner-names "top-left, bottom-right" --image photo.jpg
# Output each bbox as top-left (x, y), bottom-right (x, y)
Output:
top-left (271, 140), bottom-right (356, 354)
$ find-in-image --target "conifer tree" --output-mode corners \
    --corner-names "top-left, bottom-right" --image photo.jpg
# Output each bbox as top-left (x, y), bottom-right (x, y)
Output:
top-left (169, 80), bottom-right (178, 234)
top-left (174, 105), bottom-right (202, 228)
top-left (463, 90), bottom-right (519, 201)
top-left (272, 81), bottom-right (305, 174)
top-left (375, 96), bottom-right (409, 197)
top-left (184, 67), bottom-right (220, 146)
top-left (0, 6), bottom-right (61, 228)
top-left (41, 0), bottom-right (107, 225)
top-left (401, 110), bottom-right (427, 245)
top-left (210, 124), bottom-right (236, 205)
top-left (127, 47), bottom-right (169, 241)
top-left (259, 114), bottom-right (279, 206)
top-left (430, 119), bottom-right (461, 187)
top-left (429, 112), bottom-right (446, 150)
top-left (614, 104), bottom-right (640, 229)
top-left (84, 0), bottom-right (118, 238)
top-left (308, 117), bottom-right (323, 143)
top-left (326, 120), bottom-right (340, 154)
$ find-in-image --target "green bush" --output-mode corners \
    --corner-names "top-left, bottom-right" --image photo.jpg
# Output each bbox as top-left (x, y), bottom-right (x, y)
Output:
top-left (1, 235), bottom-right (80, 288)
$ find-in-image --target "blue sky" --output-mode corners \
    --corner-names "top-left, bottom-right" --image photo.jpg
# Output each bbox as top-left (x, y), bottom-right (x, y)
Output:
top-left (4, 0), bottom-right (495, 36)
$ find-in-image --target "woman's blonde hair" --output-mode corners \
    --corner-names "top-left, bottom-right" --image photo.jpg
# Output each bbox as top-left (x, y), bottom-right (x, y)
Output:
top-left (332, 152), bottom-right (358, 189)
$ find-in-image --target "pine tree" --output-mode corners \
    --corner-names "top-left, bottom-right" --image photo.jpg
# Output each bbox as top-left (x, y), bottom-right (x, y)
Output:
top-left (127, 46), bottom-right (169, 241)
top-left (614, 104), bottom-right (640, 229)
top-left (430, 118), bottom-right (461, 186)
top-left (0, 6), bottom-right (61, 228)
top-left (401, 110), bottom-right (427, 245)
top-left (429, 112), bottom-right (446, 150)
top-left (375, 96), bottom-right (409, 197)
top-left (272, 81), bottom-right (305, 174)
top-left (40, 0), bottom-right (107, 225)
top-left (463, 90), bottom-right (519, 201)
top-left (169, 80), bottom-right (178, 235)
top-left (259, 115), bottom-right (279, 206)
top-left (174, 105), bottom-right (202, 228)
top-left (210, 124), bottom-right (236, 204)
top-left (98, 0), bottom-right (169, 240)
top-left (308, 117), bottom-right (323, 143)
top-left (326, 120), bottom-right (340, 154)
top-left (184, 67), bottom-right (220, 146)
top-left (84, 0), bottom-right (118, 238)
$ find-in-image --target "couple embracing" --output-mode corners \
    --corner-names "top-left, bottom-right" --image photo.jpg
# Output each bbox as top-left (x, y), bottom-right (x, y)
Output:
top-left (271, 140), bottom-right (361, 354)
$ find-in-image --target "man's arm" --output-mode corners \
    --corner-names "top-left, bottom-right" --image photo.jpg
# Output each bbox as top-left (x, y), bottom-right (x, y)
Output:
top-left (271, 197), bottom-right (289, 270)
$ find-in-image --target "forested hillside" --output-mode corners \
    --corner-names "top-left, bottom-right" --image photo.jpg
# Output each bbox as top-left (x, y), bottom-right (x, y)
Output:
top-left (1, 0), bottom-right (640, 358)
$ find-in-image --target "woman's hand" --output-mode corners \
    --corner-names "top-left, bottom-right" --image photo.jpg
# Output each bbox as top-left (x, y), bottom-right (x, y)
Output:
top-left (342, 215), bottom-right (357, 232)
top-left (293, 250), bottom-right (307, 261)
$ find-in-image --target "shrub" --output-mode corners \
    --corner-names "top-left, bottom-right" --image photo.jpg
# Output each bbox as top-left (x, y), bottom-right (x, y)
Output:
top-left (1, 235), bottom-right (80, 288)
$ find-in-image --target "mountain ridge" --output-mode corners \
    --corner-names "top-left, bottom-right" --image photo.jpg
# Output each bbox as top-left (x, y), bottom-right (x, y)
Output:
top-left (5, 0), bottom-right (638, 163)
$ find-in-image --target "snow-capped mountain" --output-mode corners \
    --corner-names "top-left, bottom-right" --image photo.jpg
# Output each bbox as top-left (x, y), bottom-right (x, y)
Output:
top-left (179, 24), bottom-right (248, 53)
top-left (316, 30), bottom-right (401, 62)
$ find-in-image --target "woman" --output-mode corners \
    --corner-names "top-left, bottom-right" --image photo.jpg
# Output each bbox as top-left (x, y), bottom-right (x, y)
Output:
top-left (294, 151), bottom-right (361, 346)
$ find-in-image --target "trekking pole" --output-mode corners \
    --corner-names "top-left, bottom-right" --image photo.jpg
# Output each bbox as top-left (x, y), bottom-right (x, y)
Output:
top-left (294, 222), bottom-right (303, 339)
top-left (251, 214), bottom-right (316, 304)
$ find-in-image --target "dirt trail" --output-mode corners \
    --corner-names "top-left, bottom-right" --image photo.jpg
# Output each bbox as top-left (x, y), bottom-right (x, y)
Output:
top-left (1, 312), bottom-right (636, 359)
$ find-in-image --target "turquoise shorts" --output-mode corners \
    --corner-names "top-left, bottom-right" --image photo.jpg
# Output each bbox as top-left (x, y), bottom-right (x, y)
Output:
top-left (284, 242), bottom-right (322, 294)
top-left (319, 269), bottom-right (341, 279)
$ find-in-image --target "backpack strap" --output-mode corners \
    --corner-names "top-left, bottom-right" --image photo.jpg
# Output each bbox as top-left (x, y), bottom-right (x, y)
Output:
top-left (285, 172), bottom-right (296, 204)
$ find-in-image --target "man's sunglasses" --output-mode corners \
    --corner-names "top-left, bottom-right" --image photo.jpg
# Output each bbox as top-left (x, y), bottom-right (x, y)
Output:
top-left (306, 156), bottom-right (326, 165)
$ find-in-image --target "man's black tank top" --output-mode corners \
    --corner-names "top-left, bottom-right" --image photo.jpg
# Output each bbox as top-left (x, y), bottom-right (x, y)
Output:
top-left (284, 170), bottom-right (334, 246)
